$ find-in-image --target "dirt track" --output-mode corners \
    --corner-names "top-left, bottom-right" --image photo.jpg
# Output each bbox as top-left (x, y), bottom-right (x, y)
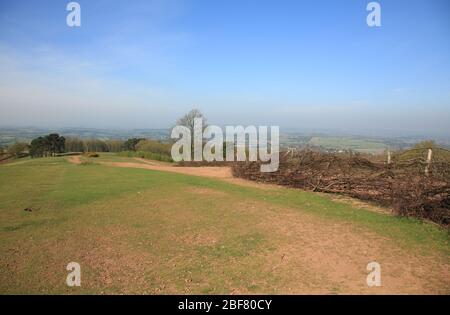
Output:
top-left (68, 156), bottom-right (274, 189)
top-left (68, 156), bottom-right (82, 164)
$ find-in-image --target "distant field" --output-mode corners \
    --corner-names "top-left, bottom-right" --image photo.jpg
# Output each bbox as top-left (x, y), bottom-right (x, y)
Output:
top-left (0, 155), bottom-right (449, 294)
top-left (309, 137), bottom-right (388, 153)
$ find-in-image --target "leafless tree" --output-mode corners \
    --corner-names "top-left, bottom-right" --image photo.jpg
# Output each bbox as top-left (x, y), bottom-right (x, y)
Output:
top-left (176, 109), bottom-right (207, 135)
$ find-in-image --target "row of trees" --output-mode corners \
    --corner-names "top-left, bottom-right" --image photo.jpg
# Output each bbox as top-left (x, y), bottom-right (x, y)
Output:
top-left (4, 109), bottom-right (207, 159)
top-left (26, 135), bottom-right (172, 157)
top-left (135, 139), bottom-right (172, 155)
top-left (65, 137), bottom-right (169, 153)
top-left (65, 138), bottom-right (125, 153)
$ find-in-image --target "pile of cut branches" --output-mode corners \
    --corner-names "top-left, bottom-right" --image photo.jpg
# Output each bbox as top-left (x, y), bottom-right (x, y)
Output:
top-left (232, 150), bottom-right (450, 226)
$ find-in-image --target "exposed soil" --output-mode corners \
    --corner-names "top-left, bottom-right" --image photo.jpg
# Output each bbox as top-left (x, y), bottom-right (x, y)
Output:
top-left (70, 157), bottom-right (277, 189)
top-left (68, 156), bottom-right (82, 165)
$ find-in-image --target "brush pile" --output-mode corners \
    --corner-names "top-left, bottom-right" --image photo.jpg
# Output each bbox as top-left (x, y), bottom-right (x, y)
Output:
top-left (232, 150), bottom-right (450, 226)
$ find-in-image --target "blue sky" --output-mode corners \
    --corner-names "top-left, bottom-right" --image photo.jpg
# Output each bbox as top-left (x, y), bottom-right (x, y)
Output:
top-left (0, 0), bottom-right (449, 135)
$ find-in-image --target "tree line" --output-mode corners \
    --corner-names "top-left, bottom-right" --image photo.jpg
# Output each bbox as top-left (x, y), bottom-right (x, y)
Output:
top-left (64, 137), bottom-right (166, 153)
top-left (65, 138), bottom-right (125, 153)
top-left (4, 109), bottom-right (207, 159)
top-left (4, 134), bottom-right (174, 159)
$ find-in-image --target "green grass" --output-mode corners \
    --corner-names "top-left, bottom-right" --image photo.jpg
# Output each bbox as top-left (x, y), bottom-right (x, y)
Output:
top-left (0, 156), bottom-right (448, 294)
top-left (175, 176), bottom-right (450, 254)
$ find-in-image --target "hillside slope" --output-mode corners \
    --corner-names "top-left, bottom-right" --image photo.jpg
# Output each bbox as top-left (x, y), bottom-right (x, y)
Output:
top-left (0, 156), bottom-right (449, 294)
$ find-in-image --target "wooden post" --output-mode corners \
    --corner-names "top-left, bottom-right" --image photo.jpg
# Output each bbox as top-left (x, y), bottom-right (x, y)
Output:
top-left (387, 150), bottom-right (391, 165)
top-left (425, 148), bottom-right (433, 176)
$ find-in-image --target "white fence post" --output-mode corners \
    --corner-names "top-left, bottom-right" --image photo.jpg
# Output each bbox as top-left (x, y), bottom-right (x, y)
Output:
top-left (425, 148), bottom-right (433, 176)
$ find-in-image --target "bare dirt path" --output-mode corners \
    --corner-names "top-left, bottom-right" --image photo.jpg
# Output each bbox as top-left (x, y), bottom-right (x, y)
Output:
top-left (105, 161), bottom-right (233, 178)
top-left (68, 156), bottom-right (276, 189)
top-left (68, 156), bottom-right (82, 164)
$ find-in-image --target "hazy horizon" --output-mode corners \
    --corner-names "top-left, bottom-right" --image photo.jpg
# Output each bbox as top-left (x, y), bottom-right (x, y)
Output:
top-left (1, 0), bottom-right (449, 134)
top-left (1, 125), bottom-right (449, 140)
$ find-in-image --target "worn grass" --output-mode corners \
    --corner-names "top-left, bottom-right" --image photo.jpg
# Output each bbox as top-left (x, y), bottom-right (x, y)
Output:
top-left (0, 157), bottom-right (448, 294)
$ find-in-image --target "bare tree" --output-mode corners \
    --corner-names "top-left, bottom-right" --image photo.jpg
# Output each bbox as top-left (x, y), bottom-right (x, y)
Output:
top-left (175, 109), bottom-right (208, 159)
top-left (176, 109), bottom-right (207, 135)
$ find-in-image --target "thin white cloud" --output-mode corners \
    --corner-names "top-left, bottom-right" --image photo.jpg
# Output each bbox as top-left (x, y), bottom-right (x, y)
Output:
top-left (0, 44), bottom-right (179, 128)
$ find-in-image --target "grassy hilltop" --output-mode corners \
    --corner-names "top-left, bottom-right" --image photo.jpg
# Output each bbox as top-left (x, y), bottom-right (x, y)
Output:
top-left (0, 154), bottom-right (449, 294)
